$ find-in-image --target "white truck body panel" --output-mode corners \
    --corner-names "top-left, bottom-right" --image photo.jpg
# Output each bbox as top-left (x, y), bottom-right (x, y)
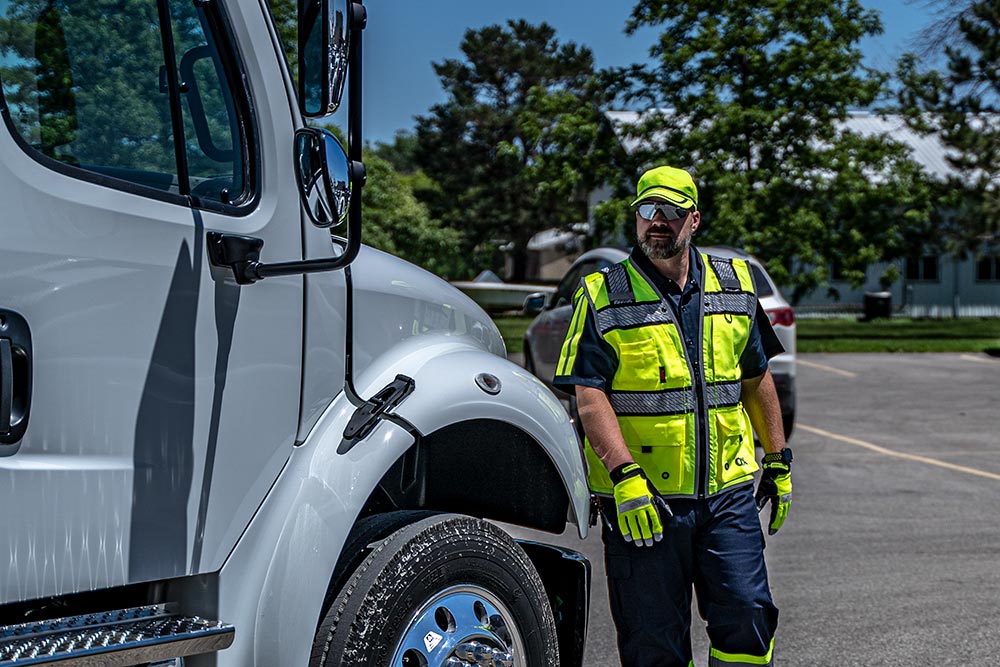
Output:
top-left (0, 0), bottom-right (306, 600)
top-left (0, 0), bottom-right (590, 663)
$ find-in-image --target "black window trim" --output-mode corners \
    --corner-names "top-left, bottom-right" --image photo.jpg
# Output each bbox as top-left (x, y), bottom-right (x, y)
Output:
top-left (975, 256), bottom-right (1000, 283)
top-left (191, 0), bottom-right (261, 215)
top-left (905, 255), bottom-right (941, 283)
top-left (0, 0), bottom-right (261, 218)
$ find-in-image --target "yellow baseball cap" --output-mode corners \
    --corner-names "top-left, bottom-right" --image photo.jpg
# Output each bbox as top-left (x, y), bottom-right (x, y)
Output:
top-left (630, 166), bottom-right (698, 209)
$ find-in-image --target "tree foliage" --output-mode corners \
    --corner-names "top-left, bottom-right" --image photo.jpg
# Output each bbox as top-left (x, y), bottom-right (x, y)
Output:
top-left (897, 0), bottom-right (1000, 255)
top-left (360, 153), bottom-right (463, 277)
top-left (616, 0), bottom-right (935, 300)
top-left (414, 20), bottom-right (620, 281)
top-left (374, 130), bottom-right (421, 175)
top-left (266, 0), bottom-right (298, 81)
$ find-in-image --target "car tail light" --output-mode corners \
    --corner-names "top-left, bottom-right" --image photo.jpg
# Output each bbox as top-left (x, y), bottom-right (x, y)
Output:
top-left (768, 307), bottom-right (795, 327)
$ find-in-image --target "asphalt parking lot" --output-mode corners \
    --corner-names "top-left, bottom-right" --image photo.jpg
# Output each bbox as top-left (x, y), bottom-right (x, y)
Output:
top-left (505, 352), bottom-right (1000, 666)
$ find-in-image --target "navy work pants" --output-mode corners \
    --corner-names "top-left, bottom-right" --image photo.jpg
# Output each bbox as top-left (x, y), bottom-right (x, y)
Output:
top-left (601, 484), bottom-right (778, 667)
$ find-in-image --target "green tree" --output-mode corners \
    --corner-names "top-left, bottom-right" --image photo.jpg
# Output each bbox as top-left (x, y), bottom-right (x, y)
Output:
top-left (266, 0), bottom-right (297, 77)
top-left (361, 153), bottom-right (464, 277)
top-left (897, 0), bottom-right (1000, 256)
top-left (414, 20), bottom-right (620, 281)
top-left (372, 130), bottom-right (445, 219)
top-left (374, 130), bottom-right (421, 174)
top-left (617, 0), bottom-right (935, 300)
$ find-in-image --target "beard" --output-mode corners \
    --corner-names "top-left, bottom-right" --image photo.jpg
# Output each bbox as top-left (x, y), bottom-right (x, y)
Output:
top-left (640, 228), bottom-right (689, 260)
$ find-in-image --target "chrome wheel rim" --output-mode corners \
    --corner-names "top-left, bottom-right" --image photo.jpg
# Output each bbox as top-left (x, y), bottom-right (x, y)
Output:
top-left (391, 584), bottom-right (525, 667)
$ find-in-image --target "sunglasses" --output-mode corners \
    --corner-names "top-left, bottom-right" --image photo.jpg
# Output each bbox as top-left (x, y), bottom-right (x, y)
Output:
top-left (636, 202), bottom-right (693, 222)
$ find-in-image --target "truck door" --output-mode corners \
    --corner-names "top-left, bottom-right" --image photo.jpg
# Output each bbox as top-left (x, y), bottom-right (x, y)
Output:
top-left (0, 0), bottom-right (306, 601)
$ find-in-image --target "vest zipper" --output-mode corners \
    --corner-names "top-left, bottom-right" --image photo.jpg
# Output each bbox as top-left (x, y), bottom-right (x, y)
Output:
top-left (627, 257), bottom-right (706, 497)
top-left (695, 284), bottom-right (709, 498)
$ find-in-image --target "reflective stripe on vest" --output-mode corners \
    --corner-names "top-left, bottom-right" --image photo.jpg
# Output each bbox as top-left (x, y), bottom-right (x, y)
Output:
top-left (608, 380), bottom-right (741, 415)
top-left (579, 253), bottom-right (759, 498)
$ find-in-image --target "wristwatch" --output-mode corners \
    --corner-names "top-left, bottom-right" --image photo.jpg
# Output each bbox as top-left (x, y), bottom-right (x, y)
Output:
top-left (762, 447), bottom-right (793, 466)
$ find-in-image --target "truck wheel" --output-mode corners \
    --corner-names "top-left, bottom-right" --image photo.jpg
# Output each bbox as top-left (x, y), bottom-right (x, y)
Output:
top-left (310, 514), bottom-right (559, 667)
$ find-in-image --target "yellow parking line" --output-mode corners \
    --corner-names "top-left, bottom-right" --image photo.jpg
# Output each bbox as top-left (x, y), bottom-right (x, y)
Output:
top-left (796, 359), bottom-right (858, 378)
top-left (799, 424), bottom-right (1000, 481)
top-left (960, 354), bottom-right (1000, 364)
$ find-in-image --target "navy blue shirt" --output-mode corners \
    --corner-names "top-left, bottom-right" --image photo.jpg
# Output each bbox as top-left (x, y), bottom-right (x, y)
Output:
top-left (554, 246), bottom-right (783, 393)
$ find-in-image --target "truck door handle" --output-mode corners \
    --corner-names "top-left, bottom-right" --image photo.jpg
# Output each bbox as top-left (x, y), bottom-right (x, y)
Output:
top-left (0, 338), bottom-right (11, 436)
top-left (0, 309), bottom-right (32, 447)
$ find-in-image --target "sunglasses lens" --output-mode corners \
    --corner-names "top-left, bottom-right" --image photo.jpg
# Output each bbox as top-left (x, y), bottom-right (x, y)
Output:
top-left (637, 203), bottom-right (688, 221)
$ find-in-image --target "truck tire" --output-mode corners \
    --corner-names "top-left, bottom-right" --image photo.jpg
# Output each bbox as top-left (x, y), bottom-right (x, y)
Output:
top-left (310, 514), bottom-right (559, 667)
top-left (319, 509), bottom-right (440, 621)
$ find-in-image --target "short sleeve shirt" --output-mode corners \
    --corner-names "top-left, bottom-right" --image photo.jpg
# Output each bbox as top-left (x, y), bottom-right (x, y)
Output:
top-left (553, 246), bottom-right (783, 393)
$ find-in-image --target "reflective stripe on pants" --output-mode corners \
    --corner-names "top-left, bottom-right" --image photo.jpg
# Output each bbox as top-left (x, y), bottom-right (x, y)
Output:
top-left (709, 638), bottom-right (774, 666)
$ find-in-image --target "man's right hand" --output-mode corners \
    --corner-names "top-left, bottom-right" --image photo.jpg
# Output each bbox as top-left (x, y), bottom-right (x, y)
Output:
top-left (611, 463), bottom-right (667, 546)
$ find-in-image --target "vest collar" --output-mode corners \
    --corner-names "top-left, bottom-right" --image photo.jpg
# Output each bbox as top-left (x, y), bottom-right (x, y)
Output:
top-left (629, 245), bottom-right (702, 296)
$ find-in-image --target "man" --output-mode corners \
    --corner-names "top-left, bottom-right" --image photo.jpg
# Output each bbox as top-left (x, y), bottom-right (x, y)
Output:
top-left (554, 166), bottom-right (792, 667)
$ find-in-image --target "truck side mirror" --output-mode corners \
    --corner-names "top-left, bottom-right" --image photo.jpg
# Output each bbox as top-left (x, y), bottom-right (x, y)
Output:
top-left (295, 127), bottom-right (353, 228)
top-left (299, 0), bottom-right (367, 118)
top-left (299, 0), bottom-right (358, 117)
top-left (207, 128), bottom-right (364, 285)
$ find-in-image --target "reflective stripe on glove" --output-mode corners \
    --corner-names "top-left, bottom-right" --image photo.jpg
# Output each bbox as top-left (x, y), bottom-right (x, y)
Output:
top-left (610, 462), bottom-right (666, 546)
top-left (755, 449), bottom-right (792, 535)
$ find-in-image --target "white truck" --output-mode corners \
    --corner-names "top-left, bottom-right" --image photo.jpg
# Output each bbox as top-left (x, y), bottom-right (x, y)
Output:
top-left (0, 1), bottom-right (592, 665)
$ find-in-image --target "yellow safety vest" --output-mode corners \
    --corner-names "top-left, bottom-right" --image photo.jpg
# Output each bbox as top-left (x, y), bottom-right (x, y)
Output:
top-left (569, 253), bottom-right (759, 498)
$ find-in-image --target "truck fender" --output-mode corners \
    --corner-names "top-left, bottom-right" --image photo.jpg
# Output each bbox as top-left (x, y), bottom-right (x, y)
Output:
top-left (351, 333), bottom-right (590, 538)
top-left (214, 392), bottom-right (417, 666)
top-left (223, 337), bottom-right (588, 665)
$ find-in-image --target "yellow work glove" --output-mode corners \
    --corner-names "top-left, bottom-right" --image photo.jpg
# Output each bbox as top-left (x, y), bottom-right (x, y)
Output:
top-left (610, 463), bottom-right (668, 547)
top-left (755, 448), bottom-right (793, 535)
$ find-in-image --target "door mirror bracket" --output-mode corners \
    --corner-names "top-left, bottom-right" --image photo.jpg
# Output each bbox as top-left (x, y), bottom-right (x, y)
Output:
top-left (208, 130), bottom-right (363, 285)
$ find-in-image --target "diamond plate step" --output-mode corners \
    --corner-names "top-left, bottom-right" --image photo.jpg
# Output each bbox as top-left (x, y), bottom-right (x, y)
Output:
top-left (0, 604), bottom-right (234, 666)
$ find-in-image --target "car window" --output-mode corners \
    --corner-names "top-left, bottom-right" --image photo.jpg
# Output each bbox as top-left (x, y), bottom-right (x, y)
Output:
top-left (553, 258), bottom-right (617, 307)
top-left (554, 262), bottom-right (593, 307)
top-left (749, 264), bottom-right (774, 297)
top-left (0, 0), bottom-right (249, 206)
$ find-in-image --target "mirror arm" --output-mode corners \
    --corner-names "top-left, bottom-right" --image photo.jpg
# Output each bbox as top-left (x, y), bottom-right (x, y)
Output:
top-left (346, 1), bottom-right (364, 249)
top-left (207, 160), bottom-right (365, 285)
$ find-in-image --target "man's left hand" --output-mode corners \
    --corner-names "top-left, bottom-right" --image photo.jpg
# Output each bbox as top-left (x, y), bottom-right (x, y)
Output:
top-left (755, 448), bottom-right (792, 535)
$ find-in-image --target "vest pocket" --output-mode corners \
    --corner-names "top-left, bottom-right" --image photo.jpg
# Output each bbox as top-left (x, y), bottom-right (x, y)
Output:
top-left (714, 406), bottom-right (757, 488)
top-left (617, 339), bottom-right (662, 389)
top-left (631, 416), bottom-right (686, 494)
top-left (709, 314), bottom-right (738, 374)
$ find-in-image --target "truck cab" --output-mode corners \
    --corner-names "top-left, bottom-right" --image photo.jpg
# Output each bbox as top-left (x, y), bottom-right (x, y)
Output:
top-left (0, 1), bottom-right (590, 665)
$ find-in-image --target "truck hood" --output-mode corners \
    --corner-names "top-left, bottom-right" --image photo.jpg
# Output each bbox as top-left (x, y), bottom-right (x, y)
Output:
top-left (348, 246), bottom-right (506, 377)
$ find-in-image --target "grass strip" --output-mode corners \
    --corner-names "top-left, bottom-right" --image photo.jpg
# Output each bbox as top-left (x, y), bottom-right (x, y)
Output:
top-left (796, 318), bottom-right (1000, 353)
top-left (493, 315), bottom-right (1000, 355)
top-left (494, 316), bottom-right (534, 354)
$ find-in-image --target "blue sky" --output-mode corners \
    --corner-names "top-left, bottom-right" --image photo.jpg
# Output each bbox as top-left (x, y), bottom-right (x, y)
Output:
top-left (357, 0), bottom-right (933, 145)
